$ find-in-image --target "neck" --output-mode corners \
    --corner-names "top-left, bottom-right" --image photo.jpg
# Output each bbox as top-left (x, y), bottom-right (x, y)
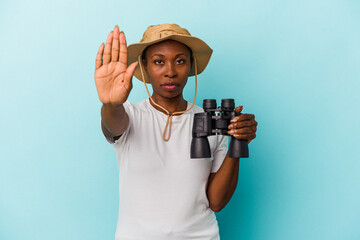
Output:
top-left (149, 94), bottom-right (187, 115)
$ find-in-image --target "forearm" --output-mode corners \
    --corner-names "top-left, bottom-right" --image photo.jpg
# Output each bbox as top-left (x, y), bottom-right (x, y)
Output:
top-left (206, 152), bottom-right (240, 212)
top-left (101, 103), bottom-right (129, 137)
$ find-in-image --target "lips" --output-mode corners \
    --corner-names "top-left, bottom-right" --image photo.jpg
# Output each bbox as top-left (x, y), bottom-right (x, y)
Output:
top-left (161, 82), bottom-right (179, 91)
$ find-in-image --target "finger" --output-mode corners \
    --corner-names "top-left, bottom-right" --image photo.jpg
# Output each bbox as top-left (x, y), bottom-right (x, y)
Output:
top-left (227, 126), bottom-right (256, 135)
top-left (111, 25), bottom-right (120, 62)
top-left (228, 120), bottom-right (257, 129)
top-left (231, 113), bottom-right (255, 123)
top-left (95, 42), bottom-right (104, 70)
top-left (124, 61), bottom-right (138, 86)
top-left (103, 31), bottom-right (113, 64)
top-left (231, 113), bottom-right (255, 122)
top-left (235, 105), bottom-right (243, 113)
top-left (119, 31), bottom-right (128, 66)
top-left (233, 133), bottom-right (256, 141)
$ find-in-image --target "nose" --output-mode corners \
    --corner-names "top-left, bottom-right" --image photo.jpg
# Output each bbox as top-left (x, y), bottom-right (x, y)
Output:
top-left (164, 62), bottom-right (177, 78)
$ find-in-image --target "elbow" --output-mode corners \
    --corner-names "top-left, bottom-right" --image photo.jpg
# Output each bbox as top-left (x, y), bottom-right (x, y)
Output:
top-left (207, 191), bottom-right (226, 212)
top-left (211, 207), bottom-right (222, 213)
top-left (209, 202), bottom-right (224, 212)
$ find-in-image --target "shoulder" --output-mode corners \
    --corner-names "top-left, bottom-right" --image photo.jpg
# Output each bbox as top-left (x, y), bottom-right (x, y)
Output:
top-left (187, 102), bottom-right (204, 115)
top-left (191, 104), bottom-right (204, 113)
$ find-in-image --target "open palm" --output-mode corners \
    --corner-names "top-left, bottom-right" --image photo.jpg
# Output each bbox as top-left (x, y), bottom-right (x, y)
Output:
top-left (94, 25), bottom-right (138, 106)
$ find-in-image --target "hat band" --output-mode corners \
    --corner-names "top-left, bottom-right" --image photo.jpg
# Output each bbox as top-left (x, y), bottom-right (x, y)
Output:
top-left (141, 28), bottom-right (190, 42)
top-left (137, 54), bottom-right (198, 141)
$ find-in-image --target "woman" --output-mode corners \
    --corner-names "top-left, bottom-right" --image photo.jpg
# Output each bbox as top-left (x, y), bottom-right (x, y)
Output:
top-left (94, 23), bottom-right (257, 240)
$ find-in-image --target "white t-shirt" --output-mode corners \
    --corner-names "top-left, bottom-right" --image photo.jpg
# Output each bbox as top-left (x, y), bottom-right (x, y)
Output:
top-left (103, 98), bottom-right (228, 240)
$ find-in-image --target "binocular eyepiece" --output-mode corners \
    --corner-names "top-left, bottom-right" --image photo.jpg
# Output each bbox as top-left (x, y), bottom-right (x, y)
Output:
top-left (190, 99), bottom-right (249, 159)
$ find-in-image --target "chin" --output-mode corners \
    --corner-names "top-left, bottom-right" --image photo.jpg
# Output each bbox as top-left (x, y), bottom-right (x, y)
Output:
top-left (161, 91), bottom-right (183, 99)
top-left (164, 93), bottom-right (181, 99)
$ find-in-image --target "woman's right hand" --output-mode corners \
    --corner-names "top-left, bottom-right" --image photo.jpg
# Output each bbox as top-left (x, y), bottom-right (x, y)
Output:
top-left (94, 25), bottom-right (138, 106)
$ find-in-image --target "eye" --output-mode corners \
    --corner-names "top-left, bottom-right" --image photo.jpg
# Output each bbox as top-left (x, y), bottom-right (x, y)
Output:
top-left (177, 59), bottom-right (185, 64)
top-left (154, 60), bottom-right (163, 64)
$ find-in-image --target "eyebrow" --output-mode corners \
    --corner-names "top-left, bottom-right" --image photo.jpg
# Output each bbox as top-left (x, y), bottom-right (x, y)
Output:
top-left (151, 53), bottom-right (187, 58)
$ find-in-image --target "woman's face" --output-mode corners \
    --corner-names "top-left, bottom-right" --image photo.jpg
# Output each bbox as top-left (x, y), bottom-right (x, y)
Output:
top-left (142, 40), bottom-right (192, 100)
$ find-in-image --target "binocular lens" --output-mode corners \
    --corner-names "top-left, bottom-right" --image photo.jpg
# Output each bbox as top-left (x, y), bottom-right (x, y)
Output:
top-left (221, 99), bottom-right (235, 111)
top-left (203, 99), bottom-right (217, 111)
top-left (190, 137), bottom-right (211, 158)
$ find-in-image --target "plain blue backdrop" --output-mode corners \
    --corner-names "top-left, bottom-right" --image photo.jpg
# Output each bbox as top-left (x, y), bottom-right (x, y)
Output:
top-left (1, 0), bottom-right (359, 239)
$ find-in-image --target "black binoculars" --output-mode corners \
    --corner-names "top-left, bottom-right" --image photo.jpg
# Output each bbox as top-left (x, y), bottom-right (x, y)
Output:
top-left (190, 99), bottom-right (249, 159)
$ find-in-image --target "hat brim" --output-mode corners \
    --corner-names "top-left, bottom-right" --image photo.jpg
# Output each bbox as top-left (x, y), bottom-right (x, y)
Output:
top-left (127, 34), bottom-right (213, 83)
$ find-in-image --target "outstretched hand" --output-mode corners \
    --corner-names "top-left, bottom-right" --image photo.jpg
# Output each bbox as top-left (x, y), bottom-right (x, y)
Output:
top-left (94, 25), bottom-right (138, 106)
top-left (227, 106), bottom-right (257, 143)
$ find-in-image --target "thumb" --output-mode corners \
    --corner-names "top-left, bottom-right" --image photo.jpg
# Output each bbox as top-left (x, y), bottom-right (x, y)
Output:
top-left (235, 105), bottom-right (243, 113)
top-left (124, 61), bottom-right (139, 84)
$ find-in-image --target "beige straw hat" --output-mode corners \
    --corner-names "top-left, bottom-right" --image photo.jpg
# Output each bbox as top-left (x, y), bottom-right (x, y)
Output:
top-left (127, 23), bottom-right (213, 83)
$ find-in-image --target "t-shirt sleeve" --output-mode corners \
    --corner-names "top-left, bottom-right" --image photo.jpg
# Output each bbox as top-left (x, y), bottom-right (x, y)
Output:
top-left (101, 100), bottom-right (133, 145)
top-left (210, 135), bottom-right (229, 173)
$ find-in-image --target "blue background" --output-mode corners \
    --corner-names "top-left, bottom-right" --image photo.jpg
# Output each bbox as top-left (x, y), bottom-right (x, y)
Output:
top-left (1, 0), bottom-right (359, 239)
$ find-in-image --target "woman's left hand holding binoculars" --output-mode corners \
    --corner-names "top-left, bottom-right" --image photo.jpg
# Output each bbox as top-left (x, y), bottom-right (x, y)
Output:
top-left (227, 106), bottom-right (258, 144)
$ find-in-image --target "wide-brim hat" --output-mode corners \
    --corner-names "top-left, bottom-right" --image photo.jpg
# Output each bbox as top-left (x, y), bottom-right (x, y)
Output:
top-left (127, 23), bottom-right (213, 83)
